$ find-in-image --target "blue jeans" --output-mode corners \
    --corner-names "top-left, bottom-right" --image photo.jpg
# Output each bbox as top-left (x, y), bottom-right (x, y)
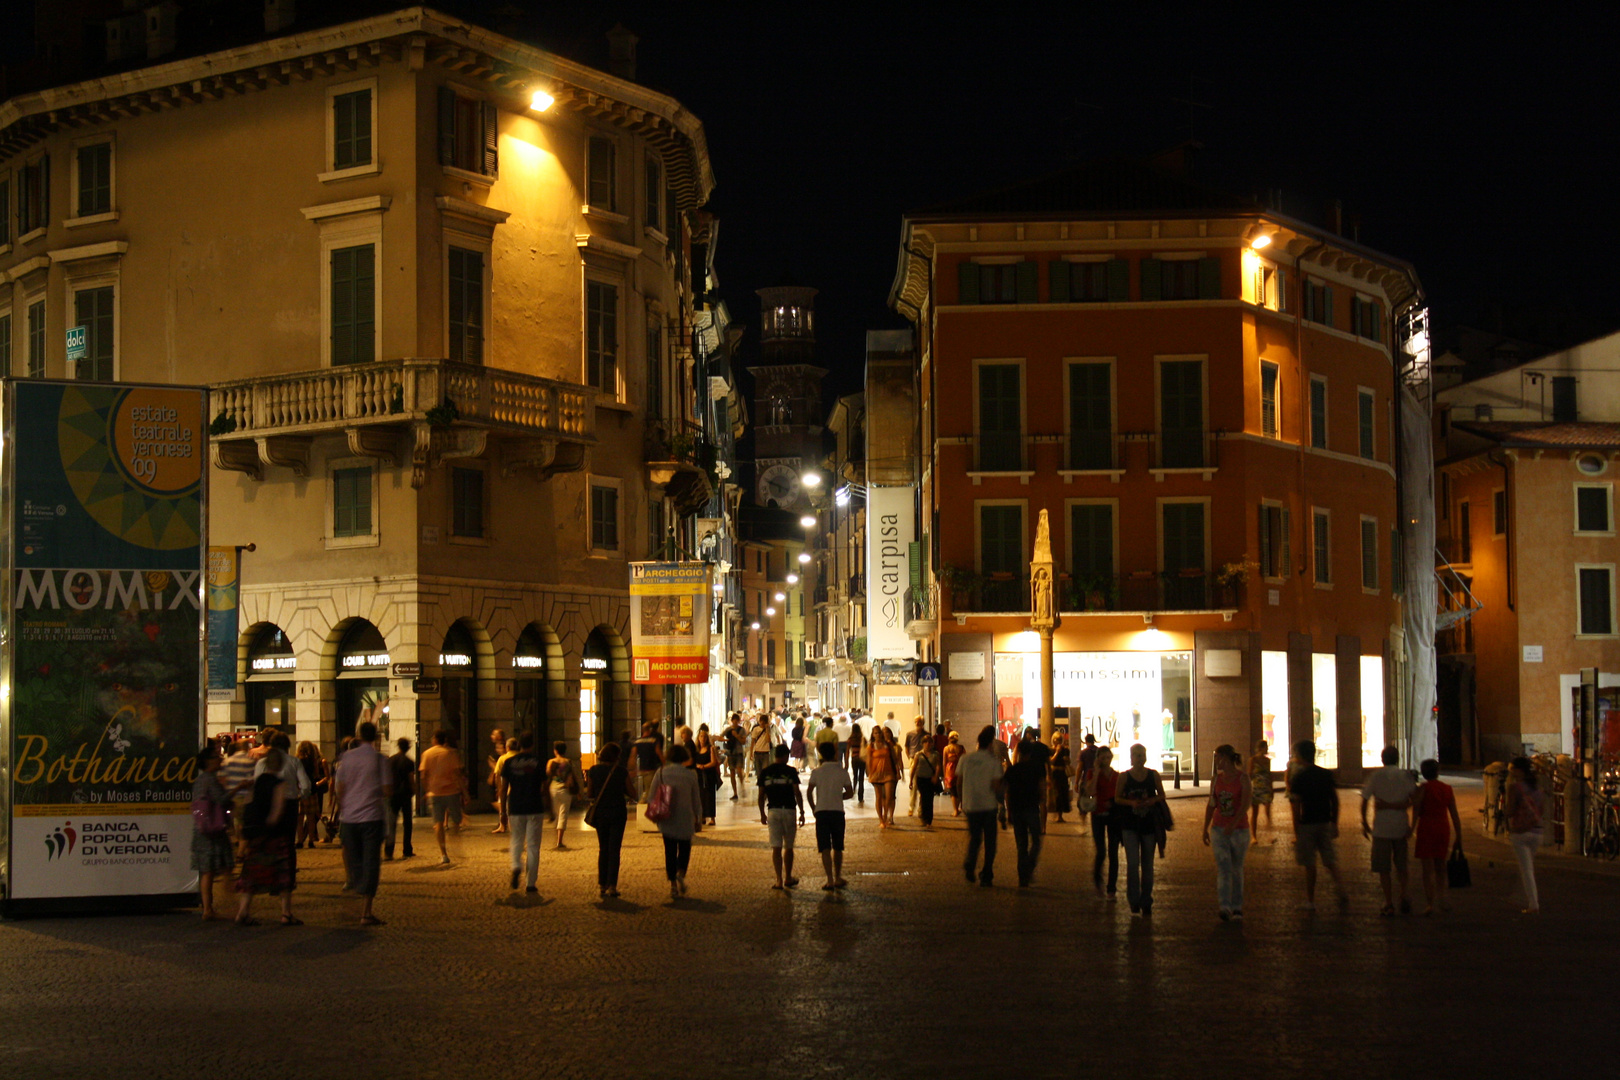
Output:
top-left (1121, 828), bottom-right (1156, 911)
top-left (1092, 815), bottom-right (1121, 894)
top-left (340, 820), bottom-right (384, 898)
top-left (1210, 826), bottom-right (1250, 910)
top-left (509, 812), bottom-right (542, 887)
top-left (964, 810), bottom-right (998, 884)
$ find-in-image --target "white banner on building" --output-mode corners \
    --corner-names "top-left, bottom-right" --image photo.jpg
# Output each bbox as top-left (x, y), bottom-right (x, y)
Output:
top-left (866, 484), bottom-right (917, 660)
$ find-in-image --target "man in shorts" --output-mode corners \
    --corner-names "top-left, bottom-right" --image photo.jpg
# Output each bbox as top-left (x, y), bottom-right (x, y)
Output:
top-left (749, 714), bottom-right (775, 785)
top-left (757, 745), bottom-right (804, 890)
top-left (1288, 740), bottom-right (1348, 911)
top-left (807, 741), bottom-right (854, 890)
top-left (632, 721), bottom-right (664, 804)
top-left (723, 712), bottom-right (748, 801)
top-left (417, 728), bottom-right (467, 865)
top-left (1361, 745), bottom-right (1416, 916)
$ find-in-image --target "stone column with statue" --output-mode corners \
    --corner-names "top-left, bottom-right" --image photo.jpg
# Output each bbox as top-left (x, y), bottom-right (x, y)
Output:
top-left (1030, 509), bottom-right (1061, 741)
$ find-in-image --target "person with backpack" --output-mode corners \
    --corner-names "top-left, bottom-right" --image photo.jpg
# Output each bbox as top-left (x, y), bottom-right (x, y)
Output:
top-left (190, 745), bottom-right (233, 921)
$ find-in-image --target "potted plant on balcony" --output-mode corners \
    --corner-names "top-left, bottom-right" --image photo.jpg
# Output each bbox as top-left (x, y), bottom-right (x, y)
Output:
top-left (1215, 557), bottom-right (1259, 608)
top-left (424, 396), bottom-right (461, 427)
top-left (1070, 572), bottom-right (1117, 611)
top-left (939, 563), bottom-right (982, 610)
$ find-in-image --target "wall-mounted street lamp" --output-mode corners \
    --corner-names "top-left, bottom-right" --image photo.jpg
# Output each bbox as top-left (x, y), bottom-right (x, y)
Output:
top-left (766, 607), bottom-right (777, 616)
top-left (799, 514), bottom-right (817, 529)
top-left (797, 552), bottom-right (811, 565)
top-left (774, 592), bottom-right (786, 601)
top-left (530, 89), bottom-right (555, 112)
top-left (802, 471), bottom-right (822, 488)
top-left (750, 621), bottom-right (761, 631)
top-left (786, 573), bottom-right (799, 584)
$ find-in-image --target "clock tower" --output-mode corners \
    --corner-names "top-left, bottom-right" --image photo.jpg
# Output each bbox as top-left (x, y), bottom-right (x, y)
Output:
top-left (749, 282), bottom-right (827, 508)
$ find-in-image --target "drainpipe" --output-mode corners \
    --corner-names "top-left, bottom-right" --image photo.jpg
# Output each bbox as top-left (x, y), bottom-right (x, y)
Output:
top-left (1488, 449), bottom-right (1515, 612)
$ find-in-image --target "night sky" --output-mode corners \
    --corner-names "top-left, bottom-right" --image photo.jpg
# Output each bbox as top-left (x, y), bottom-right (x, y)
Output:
top-left (10, 3), bottom-right (1619, 397)
top-left (514, 4), bottom-right (1619, 396)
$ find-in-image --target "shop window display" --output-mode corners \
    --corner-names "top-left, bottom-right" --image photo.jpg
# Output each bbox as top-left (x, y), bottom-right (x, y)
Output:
top-left (1310, 653), bottom-right (1338, 769)
top-left (1359, 656), bottom-right (1385, 767)
top-left (998, 650), bottom-right (1193, 768)
top-left (1261, 651), bottom-right (1288, 754)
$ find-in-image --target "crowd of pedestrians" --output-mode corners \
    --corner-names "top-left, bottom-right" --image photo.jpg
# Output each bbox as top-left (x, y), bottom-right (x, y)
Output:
top-left (192, 707), bottom-right (1546, 927)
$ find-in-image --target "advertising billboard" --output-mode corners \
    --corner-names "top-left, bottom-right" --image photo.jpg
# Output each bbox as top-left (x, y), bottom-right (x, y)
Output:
top-left (628, 561), bottom-right (712, 684)
top-left (866, 484), bottom-right (917, 660)
top-left (3, 381), bottom-right (207, 911)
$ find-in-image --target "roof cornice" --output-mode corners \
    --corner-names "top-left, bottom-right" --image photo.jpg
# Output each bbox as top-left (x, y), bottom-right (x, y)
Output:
top-left (0, 6), bottom-right (714, 206)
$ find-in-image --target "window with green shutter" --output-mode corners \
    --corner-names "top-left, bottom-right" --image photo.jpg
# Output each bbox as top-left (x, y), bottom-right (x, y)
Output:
top-left (1159, 360), bottom-right (1204, 467)
top-left (1260, 361), bottom-right (1279, 439)
top-left (76, 143), bottom-right (111, 216)
top-left (965, 262), bottom-right (1034, 305)
top-left (1310, 377), bottom-right (1328, 449)
top-left (1357, 389), bottom-right (1376, 460)
top-left (1161, 502), bottom-right (1207, 608)
top-left (452, 467), bottom-right (484, 538)
top-left (1259, 504), bottom-right (1290, 579)
top-left (1053, 260), bottom-right (1112, 303)
top-left (1360, 518), bottom-right (1379, 591)
top-left (447, 247), bottom-right (484, 363)
top-left (1303, 281), bottom-right (1333, 327)
top-left (330, 243), bottom-right (375, 365)
top-left (1198, 256), bottom-right (1222, 298)
top-left (1313, 509), bottom-right (1331, 584)
top-left (586, 281), bottom-right (618, 394)
top-left (1153, 259), bottom-right (1201, 300)
top-left (978, 504), bottom-right (1023, 610)
top-left (588, 136), bottom-right (617, 211)
top-left (1070, 503), bottom-right (1114, 581)
top-left (1067, 361), bottom-right (1112, 469)
top-left (977, 363), bottom-right (1022, 470)
top-left (591, 484), bottom-right (619, 550)
top-left (437, 88), bottom-right (497, 177)
top-left (26, 300), bottom-right (45, 377)
top-left (333, 466), bottom-right (372, 537)
top-left (73, 286), bottom-right (114, 381)
top-left (332, 89), bottom-right (372, 170)
top-left (1576, 486), bottom-right (1611, 533)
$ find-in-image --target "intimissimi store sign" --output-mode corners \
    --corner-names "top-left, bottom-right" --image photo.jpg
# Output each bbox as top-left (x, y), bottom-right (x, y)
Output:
top-left (1004, 651), bottom-right (1189, 759)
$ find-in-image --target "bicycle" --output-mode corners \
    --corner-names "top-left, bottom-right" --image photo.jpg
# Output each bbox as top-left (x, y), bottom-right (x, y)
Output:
top-left (1587, 772), bottom-right (1620, 860)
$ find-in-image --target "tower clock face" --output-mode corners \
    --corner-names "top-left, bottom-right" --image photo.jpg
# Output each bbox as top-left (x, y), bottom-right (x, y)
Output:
top-left (757, 463), bottom-right (801, 506)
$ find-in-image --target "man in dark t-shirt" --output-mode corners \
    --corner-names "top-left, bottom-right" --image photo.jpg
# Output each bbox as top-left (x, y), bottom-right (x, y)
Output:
top-left (1287, 740), bottom-right (1347, 911)
top-left (1004, 742), bottom-right (1049, 887)
top-left (385, 737), bottom-right (416, 860)
top-left (633, 722), bottom-right (665, 804)
top-left (757, 746), bottom-right (805, 889)
top-left (499, 734), bottom-right (550, 893)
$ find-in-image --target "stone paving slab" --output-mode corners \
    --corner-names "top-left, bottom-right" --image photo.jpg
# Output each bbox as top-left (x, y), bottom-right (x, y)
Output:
top-left (1, 789), bottom-right (1615, 1080)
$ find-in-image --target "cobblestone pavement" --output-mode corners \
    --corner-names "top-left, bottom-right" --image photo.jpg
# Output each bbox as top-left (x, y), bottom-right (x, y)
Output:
top-left (2, 778), bottom-right (1616, 1080)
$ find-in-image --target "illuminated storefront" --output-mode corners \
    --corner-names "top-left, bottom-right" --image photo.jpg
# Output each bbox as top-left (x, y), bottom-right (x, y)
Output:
top-left (439, 621), bottom-right (480, 796)
top-left (335, 620), bottom-right (390, 742)
top-left (512, 624), bottom-right (550, 748)
top-left (580, 629), bottom-right (613, 759)
top-left (245, 623), bottom-right (296, 729)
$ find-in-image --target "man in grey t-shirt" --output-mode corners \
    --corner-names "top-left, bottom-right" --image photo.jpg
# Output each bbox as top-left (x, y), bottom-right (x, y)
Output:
top-left (1361, 745), bottom-right (1416, 916)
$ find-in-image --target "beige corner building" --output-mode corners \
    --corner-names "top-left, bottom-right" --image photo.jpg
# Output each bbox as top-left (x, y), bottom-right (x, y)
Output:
top-left (0, 7), bottom-right (720, 792)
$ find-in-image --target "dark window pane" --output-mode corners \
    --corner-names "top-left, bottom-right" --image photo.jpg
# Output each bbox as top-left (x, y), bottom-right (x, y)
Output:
top-left (1580, 568), bottom-right (1612, 635)
top-left (1577, 487), bottom-right (1610, 532)
top-left (331, 244), bottom-right (375, 365)
top-left (333, 89), bottom-right (372, 170)
top-left (1361, 519), bottom-right (1378, 590)
top-left (588, 137), bottom-right (616, 210)
top-left (586, 282), bottom-right (618, 393)
top-left (448, 247), bottom-right (483, 363)
top-left (1310, 378), bottom-right (1328, 449)
top-left (73, 286), bottom-right (114, 380)
top-left (591, 485), bottom-right (618, 550)
top-left (977, 363), bottom-right (1022, 469)
top-left (1068, 362), bottom-right (1112, 469)
top-left (1070, 504), bottom-right (1113, 580)
top-left (1162, 502), bottom-right (1206, 607)
top-left (1160, 361), bottom-right (1204, 467)
top-left (452, 467), bottom-right (483, 537)
top-left (27, 301), bottom-right (46, 377)
top-left (1358, 391), bottom-right (1376, 459)
top-left (1314, 512), bottom-right (1331, 584)
top-left (76, 143), bottom-right (111, 216)
top-left (1261, 362), bottom-right (1279, 439)
top-left (333, 466), bottom-right (371, 537)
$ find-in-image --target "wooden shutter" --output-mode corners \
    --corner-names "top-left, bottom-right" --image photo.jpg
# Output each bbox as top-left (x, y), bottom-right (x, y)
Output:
top-left (957, 261), bottom-right (980, 304)
top-left (1162, 503), bottom-right (1204, 572)
top-left (437, 87), bottom-right (456, 165)
top-left (1069, 362), bottom-right (1111, 469)
top-left (1106, 258), bottom-right (1129, 301)
top-left (980, 505), bottom-right (1022, 575)
top-left (1350, 297), bottom-right (1362, 336)
top-left (1198, 256), bottom-right (1222, 298)
top-left (481, 101), bottom-right (499, 177)
top-left (39, 154), bottom-right (48, 222)
top-left (908, 541), bottom-right (924, 592)
top-left (1139, 258), bottom-right (1161, 301)
top-left (1322, 285), bottom-right (1333, 327)
top-left (1160, 361), bottom-right (1203, 467)
top-left (978, 364), bottom-right (1021, 469)
top-left (1259, 505), bottom-right (1273, 577)
top-left (1015, 261), bottom-right (1037, 303)
top-left (1071, 504), bottom-right (1113, 578)
top-left (1281, 508), bottom-right (1292, 576)
top-left (1049, 260), bottom-right (1071, 303)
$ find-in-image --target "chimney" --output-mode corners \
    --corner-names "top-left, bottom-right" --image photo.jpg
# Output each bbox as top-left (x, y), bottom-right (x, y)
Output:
top-left (607, 23), bottom-right (638, 81)
top-left (265, 0), bottom-right (296, 35)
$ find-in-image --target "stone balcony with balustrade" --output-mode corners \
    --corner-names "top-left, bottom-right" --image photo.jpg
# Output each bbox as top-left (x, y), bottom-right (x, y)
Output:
top-left (208, 359), bottom-right (596, 487)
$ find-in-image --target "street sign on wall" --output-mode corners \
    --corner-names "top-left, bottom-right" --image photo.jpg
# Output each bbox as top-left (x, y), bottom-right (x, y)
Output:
top-left (65, 326), bottom-right (87, 363)
top-left (628, 561), bottom-right (712, 684)
top-left (3, 381), bottom-right (207, 912)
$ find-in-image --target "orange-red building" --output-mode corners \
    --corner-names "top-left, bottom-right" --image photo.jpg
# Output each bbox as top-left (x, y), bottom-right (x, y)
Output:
top-left (889, 157), bottom-right (1423, 781)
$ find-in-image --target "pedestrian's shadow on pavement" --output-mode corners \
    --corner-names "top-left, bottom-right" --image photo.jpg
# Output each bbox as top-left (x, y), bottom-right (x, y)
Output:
top-left (663, 898), bottom-right (726, 914)
top-left (494, 894), bottom-right (554, 910)
top-left (404, 862), bottom-right (459, 874)
top-left (595, 897), bottom-right (643, 914)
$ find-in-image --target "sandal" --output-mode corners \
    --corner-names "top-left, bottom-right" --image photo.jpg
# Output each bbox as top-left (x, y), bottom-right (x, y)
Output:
top-left (280, 915), bottom-right (304, 926)
top-left (360, 915), bottom-right (386, 926)
top-left (234, 916), bottom-right (259, 927)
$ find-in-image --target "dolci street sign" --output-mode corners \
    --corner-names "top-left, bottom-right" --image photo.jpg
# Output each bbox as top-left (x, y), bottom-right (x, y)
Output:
top-left (65, 326), bottom-right (87, 362)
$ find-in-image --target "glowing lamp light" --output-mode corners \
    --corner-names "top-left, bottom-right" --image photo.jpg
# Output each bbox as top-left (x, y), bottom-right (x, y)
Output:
top-left (750, 621), bottom-right (761, 631)
top-left (800, 514), bottom-right (817, 528)
top-left (774, 592), bottom-right (786, 601)
top-left (530, 89), bottom-right (555, 112)
top-left (766, 607), bottom-right (777, 616)
top-left (834, 487), bottom-right (851, 507)
top-left (802, 472), bottom-right (822, 488)
top-left (785, 573), bottom-right (799, 584)
top-left (797, 552), bottom-right (811, 564)
top-left (1250, 232), bottom-right (1272, 250)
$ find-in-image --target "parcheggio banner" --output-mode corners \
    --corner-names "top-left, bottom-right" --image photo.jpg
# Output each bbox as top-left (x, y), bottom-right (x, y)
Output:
top-left (866, 485), bottom-right (917, 660)
top-left (628, 561), bottom-right (712, 684)
top-left (5, 382), bottom-right (207, 905)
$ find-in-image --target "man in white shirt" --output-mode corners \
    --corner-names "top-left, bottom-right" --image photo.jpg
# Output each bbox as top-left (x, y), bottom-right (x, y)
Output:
top-left (1360, 745), bottom-right (1417, 916)
top-left (958, 725), bottom-right (1006, 887)
top-left (807, 742), bottom-right (855, 890)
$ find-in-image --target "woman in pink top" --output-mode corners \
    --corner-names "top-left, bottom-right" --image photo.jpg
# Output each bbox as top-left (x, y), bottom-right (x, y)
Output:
top-left (1201, 744), bottom-right (1252, 921)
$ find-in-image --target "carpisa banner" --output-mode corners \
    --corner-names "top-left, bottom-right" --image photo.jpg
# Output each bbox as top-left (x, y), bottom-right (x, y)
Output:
top-left (866, 484), bottom-right (917, 660)
top-left (628, 561), bottom-right (712, 684)
top-left (3, 381), bottom-right (207, 907)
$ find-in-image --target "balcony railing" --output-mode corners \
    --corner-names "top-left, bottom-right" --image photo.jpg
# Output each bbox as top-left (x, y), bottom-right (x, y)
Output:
top-left (848, 572), bottom-right (864, 598)
top-left (211, 358), bottom-right (593, 441)
top-left (945, 570), bottom-right (1232, 614)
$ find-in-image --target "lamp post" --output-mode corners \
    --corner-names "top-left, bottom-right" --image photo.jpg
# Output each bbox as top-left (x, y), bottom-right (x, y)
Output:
top-left (1029, 509), bottom-right (1060, 741)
